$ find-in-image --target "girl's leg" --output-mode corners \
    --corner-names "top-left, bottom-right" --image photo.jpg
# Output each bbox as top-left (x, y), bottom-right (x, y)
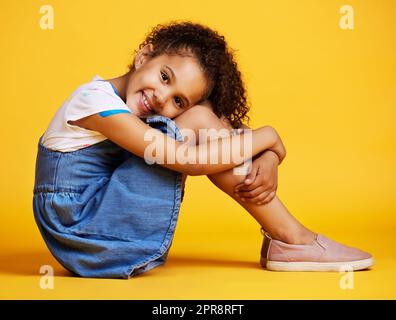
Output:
top-left (206, 174), bottom-right (316, 245)
top-left (173, 106), bottom-right (316, 245)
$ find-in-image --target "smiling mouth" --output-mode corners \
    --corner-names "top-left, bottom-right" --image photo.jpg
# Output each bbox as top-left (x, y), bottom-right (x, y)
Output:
top-left (141, 92), bottom-right (155, 114)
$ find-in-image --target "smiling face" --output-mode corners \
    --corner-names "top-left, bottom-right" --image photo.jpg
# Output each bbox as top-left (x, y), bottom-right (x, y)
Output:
top-left (125, 46), bottom-right (209, 119)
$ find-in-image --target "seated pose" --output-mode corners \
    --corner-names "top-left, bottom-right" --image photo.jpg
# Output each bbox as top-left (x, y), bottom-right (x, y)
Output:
top-left (33, 22), bottom-right (373, 278)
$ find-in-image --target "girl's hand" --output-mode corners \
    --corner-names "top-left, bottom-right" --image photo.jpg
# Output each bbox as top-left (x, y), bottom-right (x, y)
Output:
top-left (233, 150), bottom-right (279, 205)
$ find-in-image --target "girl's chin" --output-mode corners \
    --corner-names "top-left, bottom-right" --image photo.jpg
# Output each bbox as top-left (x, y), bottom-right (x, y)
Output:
top-left (126, 96), bottom-right (152, 118)
top-left (126, 102), bottom-right (144, 118)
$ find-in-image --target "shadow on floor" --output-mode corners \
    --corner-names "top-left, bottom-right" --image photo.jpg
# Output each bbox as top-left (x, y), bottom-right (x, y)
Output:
top-left (0, 252), bottom-right (259, 277)
top-left (0, 251), bottom-right (72, 277)
top-left (167, 255), bottom-right (259, 269)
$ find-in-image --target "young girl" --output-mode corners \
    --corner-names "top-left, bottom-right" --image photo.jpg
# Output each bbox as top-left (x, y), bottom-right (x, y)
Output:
top-left (33, 21), bottom-right (373, 279)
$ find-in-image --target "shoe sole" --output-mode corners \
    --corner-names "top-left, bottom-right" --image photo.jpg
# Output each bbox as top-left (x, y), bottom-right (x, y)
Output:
top-left (262, 257), bottom-right (374, 272)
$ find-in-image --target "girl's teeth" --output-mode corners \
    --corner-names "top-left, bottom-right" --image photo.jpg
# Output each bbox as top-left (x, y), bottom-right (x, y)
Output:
top-left (143, 94), bottom-right (152, 112)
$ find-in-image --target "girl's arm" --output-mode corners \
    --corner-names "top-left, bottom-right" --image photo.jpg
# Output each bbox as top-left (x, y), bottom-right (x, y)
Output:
top-left (72, 113), bottom-right (283, 176)
top-left (239, 123), bottom-right (286, 164)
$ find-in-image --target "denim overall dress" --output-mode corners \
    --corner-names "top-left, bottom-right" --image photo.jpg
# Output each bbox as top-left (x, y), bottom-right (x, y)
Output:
top-left (33, 115), bottom-right (185, 279)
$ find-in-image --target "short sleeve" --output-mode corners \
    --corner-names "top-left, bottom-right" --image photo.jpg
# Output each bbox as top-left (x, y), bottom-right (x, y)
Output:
top-left (64, 86), bottom-right (131, 127)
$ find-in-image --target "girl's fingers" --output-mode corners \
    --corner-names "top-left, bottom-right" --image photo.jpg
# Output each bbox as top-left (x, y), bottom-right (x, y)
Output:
top-left (234, 179), bottom-right (262, 192)
top-left (233, 167), bottom-right (259, 193)
top-left (234, 186), bottom-right (266, 199)
top-left (233, 182), bottom-right (245, 192)
top-left (248, 191), bottom-right (272, 204)
top-left (236, 190), bottom-right (269, 203)
top-left (257, 191), bottom-right (276, 205)
top-left (243, 164), bottom-right (259, 186)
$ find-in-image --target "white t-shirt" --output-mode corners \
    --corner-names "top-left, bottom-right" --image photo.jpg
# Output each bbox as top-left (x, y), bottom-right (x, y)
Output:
top-left (41, 75), bottom-right (132, 152)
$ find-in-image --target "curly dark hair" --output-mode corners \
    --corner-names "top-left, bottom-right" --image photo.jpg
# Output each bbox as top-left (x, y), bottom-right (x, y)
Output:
top-left (128, 21), bottom-right (250, 129)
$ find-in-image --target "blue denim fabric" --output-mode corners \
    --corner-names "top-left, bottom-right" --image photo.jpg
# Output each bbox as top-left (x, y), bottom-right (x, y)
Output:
top-left (33, 116), bottom-right (185, 279)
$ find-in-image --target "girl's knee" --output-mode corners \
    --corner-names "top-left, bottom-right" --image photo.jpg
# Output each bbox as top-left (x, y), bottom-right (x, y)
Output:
top-left (174, 104), bottom-right (232, 144)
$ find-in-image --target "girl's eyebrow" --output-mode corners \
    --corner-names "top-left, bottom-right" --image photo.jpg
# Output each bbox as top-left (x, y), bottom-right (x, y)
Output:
top-left (164, 65), bottom-right (190, 106)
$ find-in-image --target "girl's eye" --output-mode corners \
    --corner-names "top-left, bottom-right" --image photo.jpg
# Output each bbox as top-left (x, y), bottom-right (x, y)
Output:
top-left (161, 71), bottom-right (182, 107)
top-left (161, 71), bottom-right (169, 82)
top-left (174, 97), bottom-right (182, 107)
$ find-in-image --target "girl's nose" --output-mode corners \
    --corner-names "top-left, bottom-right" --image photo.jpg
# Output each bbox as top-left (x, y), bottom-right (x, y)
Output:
top-left (153, 89), bottom-right (170, 108)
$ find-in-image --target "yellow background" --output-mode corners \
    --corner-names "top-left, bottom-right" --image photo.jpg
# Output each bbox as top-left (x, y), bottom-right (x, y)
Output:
top-left (0, 0), bottom-right (394, 299)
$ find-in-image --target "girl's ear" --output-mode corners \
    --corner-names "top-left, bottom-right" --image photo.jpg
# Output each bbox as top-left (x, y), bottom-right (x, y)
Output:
top-left (134, 44), bottom-right (154, 70)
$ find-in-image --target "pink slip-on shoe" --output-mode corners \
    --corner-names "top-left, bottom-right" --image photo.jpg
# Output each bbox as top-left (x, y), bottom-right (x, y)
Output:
top-left (260, 228), bottom-right (374, 271)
